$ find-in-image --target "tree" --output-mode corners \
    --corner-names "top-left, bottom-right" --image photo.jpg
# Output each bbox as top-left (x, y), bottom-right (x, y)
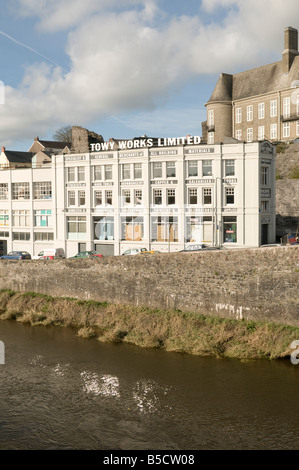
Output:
top-left (53, 125), bottom-right (72, 143)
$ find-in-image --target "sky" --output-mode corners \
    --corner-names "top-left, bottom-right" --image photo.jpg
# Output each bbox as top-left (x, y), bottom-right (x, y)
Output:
top-left (0, 0), bottom-right (298, 151)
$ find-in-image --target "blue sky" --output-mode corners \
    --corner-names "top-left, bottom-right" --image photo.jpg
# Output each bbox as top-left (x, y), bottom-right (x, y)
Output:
top-left (0, 0), bottom-right (298, 150)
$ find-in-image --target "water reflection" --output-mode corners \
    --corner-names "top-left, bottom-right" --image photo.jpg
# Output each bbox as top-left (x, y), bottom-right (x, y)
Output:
top-left (0, 320), bottom-right (298, 450)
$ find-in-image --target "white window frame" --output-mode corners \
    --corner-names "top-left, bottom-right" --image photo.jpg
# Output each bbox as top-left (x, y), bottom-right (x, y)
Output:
top-left (208, 109), bottom-right (214, 126)
top-left (283, 97), bottom-right (290, 119)
top-left (235, 129), bottom-right (242, 141)
top-left (270, 100), bottom-right (277, 117)
top-left (208, 132), bottom-right (214, 144)
top-left (283, 122), bottom-right (290, 138)
top-left (270, 123), bottom-right (277, 140)
top-left (258, 103), bottom-right (264, 119)
top-left (258, 126), bottom-right (265, 141)
top-left (247, 128), bottom-right (253, 142)
top-left (247, 105), bottom-right (253, 122)
top-left (236, 107), bottom-right (242, 124)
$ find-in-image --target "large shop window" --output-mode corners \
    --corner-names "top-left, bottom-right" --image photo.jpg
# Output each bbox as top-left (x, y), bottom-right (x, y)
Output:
top-left (34, 210), bottom-right (52, 227)
top-left (186, 216), bottom-right (212, 243)
top-left (34, 182), bottom-right (52, 200)
top-left (12, 183), bottom-right (30, 200)
top-left (0, 184), bottom-right (8, 200)
top-left (94, 216), bottom-right (114, 241)
top-left (121, 217), bottom-right (144, 241)
top-left (151, 216), bottom-right (178, 242)
top-left (67, 216), bottom-right (87, 240)
top-left (223, 216), bottom-right (237, 243)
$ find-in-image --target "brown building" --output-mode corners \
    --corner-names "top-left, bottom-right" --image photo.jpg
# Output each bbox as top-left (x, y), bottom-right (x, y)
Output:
top-left (204, 26), bottom-right (299, 144)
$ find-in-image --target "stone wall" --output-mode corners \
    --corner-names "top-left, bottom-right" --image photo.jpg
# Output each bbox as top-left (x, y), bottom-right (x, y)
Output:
top-left (0, 246), bottom-right (298, 326)
top-left (71, 126), bottom-right (104, 153)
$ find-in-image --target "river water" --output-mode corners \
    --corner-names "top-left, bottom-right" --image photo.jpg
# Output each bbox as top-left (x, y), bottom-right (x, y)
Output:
top-left (0, 320), bottom-right (298, 450)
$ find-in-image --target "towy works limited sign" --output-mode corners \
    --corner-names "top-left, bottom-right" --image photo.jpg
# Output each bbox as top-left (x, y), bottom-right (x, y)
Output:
top-left (90, 135), bottom-right (201, 152)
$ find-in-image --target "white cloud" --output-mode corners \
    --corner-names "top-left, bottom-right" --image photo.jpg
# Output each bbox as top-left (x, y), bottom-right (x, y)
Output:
top-left (2, 0), bottom-right (299, 146)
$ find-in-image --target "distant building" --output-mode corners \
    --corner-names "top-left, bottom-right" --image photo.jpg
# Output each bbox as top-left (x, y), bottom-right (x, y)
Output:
top-left (204, 26), bottom-right (299, 144)
top-left (0, 147), bottom-right (33, 169)
top-left (28, 136), bottom-right (71, 154)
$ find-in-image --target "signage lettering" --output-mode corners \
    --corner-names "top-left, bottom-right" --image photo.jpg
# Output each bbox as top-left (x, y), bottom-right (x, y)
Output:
top-left (90, 136), bottom-right (201, 152)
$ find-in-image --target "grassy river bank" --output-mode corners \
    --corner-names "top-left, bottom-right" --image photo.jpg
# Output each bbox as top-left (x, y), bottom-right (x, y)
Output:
top-left (0, 289), bottom-right (298, 360)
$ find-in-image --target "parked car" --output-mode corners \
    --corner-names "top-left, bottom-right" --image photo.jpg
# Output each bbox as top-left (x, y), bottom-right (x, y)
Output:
top-left (68, 251), bottom-right (103, 259)
top-left (122, 248), bottom-right (147, 255)
top-left (138, 250), bottom-right (161, 255)
top-left (179, 244), bottom-right (219, 252)
top-left (38, 255), bottom-right (61, 260)
top-left (0, 251), bottom-right (31, 260)
top-left (32, 248), bottom-right (65, 260)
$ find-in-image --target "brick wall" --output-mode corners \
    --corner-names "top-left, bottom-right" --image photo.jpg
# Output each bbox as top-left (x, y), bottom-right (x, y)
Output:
top-left (0, 246), bottom-right (298, 326)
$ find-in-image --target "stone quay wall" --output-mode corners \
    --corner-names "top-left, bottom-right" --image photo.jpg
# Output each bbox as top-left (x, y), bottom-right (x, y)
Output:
top-left (0, 246), bottom-right (298, 326)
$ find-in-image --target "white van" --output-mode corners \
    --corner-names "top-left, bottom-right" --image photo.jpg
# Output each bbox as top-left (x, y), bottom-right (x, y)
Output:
top-left (32, 248), bottom-right (65, 260)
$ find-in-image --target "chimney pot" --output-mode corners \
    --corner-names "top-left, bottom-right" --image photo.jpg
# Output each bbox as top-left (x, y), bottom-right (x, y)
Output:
top-left (1, 146), bottom-right (5, 152)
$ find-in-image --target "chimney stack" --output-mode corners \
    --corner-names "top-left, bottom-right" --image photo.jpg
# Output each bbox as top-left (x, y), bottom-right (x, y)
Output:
top-left (1, 146), bottom-right (5, 153)
top-left (282, 26), bottom-right (298, 73)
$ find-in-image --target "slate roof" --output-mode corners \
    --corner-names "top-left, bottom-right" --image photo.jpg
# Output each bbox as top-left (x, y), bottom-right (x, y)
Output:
top-left (4, 150), bottom-right (34, 163)
top-left (38, 140), bottom-right (71, 149)
top-left (207, 55), bottom-right (299, 103)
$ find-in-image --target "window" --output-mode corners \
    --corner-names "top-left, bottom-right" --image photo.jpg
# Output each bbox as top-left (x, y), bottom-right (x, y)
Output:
top-left (167, 188), bottom-right (176, 205)
top-left (261, 166), bottom-right (269, 186)
top-left (121, 217), bottom-right (144, 241)
top-left (270, 100), bottom-right (277, 117)
top-left (236, 108), bottom-right (242, 124)
top-left (94, 166), bottom-right (102, 181)
top-left (188, 161), bottom-right (198, 177)
top-left (153, 189), bottom-right (162, 205)
top-left (225, 187), bottom-right (235, 204)
top-left (186, 216), bottom-right (213, 243)
top-left (258, 126), bottom-right (265, 141)
top-left (208, 109), bottom-right (214, 126)
top-left (247, 105), bottom-right (253, 121)
top-left (13, 210), bottom-right (30, 227)
top-left (283, 97), bottom-right (290, 118)
top-left (0, 210), bottom-right (9, 226)
top-left (0, 232), bottom-right (9, 237)
top-left (67, 167), bottom-right (75, 182)
top-left (12, 182), bottom-right (30, 200)
top-left (105, 165), bottom-right (112, 180)
top-left (261, 200), bottom-right (269, 212)
top-left (79, 190), bottom-right (85, 206)
top-left (94, 216), bottom-right (114, 240)
top-left (223, 216), bottom-right (237, 243)
top-left (67, 216), bottom-right (87, 239)
top-left (203, 188), bottom-right (212, 205)
top-left (270, 123), bottom-right (277, 140)
top-left (134, 189), bottom-right (142, 205)
top-left (297, 95), bottom-right (299, 116)
top-left (297, 121), bottom-right (299, 136)
top-left (105, 190), bottom-right (112, 205)
top-left (283, 122), bottom-right (290, 138)
top-left (122, 164), bottom-right (131, 180)
top-left (208, 132), bottom-right (214, 144)
top-left (78, 167), bottom-right (85, 182)
top-left (94, 190), bottom-right (102, 206)
top-left (134, 163), bottom-right (142, 179)
top-left (247, 128), bottom-right (253, 142)
top-left (0, 184), bottom-right (8, 199)
top-left (122, 189), bottom-right (131, 205)
top-left (188, 188), bottom-right (198, 205)
top-left (258, 103), bottom-right (264, 119)
top-left (34, 232), bottom-right (54, 241)
top-left (34, 210), bottom-right (52, 227)
top-left (153, 162), bottom-right (162, 178)
top-left (68, 190), bottom-right (75, 206)
top-left (34, 182), bottom-right (52, 199)
top-left (235, 129), bottom-right (242, 141)
top-left (202, 160), bottom-right (212, 177)
top-left (151, 216), bottom-right (178, 242)
top-left (13, 232), bottom-right (30, 241)
top-left (166, 161), bottom-right (176, 178)
top-left (225, 160), bottom-right (235, 176)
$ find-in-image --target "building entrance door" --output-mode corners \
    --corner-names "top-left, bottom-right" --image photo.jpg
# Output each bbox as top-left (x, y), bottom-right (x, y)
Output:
top-left (0, 240), bottom-right (7, 256)
top-left (261, 224), bottom-right (268, 245)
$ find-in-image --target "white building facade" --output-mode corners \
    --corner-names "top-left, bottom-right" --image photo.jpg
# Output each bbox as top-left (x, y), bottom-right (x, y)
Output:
top-left (0, 140), bottom-right (276, 257)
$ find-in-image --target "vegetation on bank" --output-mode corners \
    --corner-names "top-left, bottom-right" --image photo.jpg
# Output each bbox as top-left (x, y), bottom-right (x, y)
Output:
top-left (0, 289), bottom-right (298, 360)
